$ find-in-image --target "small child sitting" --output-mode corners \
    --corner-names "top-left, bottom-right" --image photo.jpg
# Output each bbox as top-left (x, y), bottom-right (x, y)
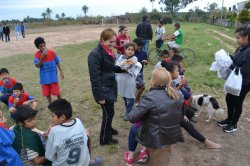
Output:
top-left (171, 53), bottom-right (185, 76)
top-left (45, 99), bottom-right (101, 166)
top-left (116, 43), bottom-right (142, 117)
top-left (0, 68), bottom-right (17, 107)
top-left (155, 50), bottom-right (170, 69)
top-left (12, 105), bottom-right (51, 166)
top-left (8, 83), bottom-right (37, 114)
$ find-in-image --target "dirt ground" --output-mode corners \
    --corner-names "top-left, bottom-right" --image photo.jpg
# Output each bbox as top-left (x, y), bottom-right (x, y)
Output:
top-left (0, 25), bottom-right (108, 57)
top-left (1, 25), bottom-right (250, 166)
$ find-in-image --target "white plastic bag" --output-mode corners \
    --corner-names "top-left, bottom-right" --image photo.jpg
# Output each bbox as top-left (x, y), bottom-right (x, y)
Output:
top-left (224, 68), bottom-right (242, 96)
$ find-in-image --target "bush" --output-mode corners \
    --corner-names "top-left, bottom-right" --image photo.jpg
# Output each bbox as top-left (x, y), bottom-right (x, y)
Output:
top-left (161, 16), bottom-right (173, 24)
top-left (238, 9), bottom-right (250, 23)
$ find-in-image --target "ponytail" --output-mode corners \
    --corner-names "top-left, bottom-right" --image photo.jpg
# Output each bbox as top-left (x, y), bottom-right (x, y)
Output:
top-left (166, 84), bottom-right (179, 100)
top-left (151, 67), bottom-right (180, 100)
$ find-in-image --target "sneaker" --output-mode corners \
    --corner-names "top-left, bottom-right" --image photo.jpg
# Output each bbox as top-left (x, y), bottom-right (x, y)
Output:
top-left (124, 151), bottom-right (134, 166)
top-left (89, 157), bottom-right (102, 166)
top-left (223, 124), bottom-right (237, 133)
top-left (100, 138), bottom-right (118, 145)
top-left (112, 128), bottom-right (118, 135)
top-left (217, 119), bottom-right (230, 127)
top-left (137, 150), bottom-right (149, 164)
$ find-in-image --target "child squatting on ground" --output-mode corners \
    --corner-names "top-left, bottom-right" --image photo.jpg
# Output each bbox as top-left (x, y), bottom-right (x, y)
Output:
top-left (33, 37), bottom-right (64, 104)
top-left (116, 43), bottom-right (142, 117)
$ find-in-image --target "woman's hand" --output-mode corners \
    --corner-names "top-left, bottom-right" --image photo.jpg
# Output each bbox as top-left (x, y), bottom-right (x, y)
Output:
top-left (142, 60), bottom-right (148, 65)
top-left (99, 100), bottom-right (105, 105)
top-left (184, 115), bottom-right (189, 122)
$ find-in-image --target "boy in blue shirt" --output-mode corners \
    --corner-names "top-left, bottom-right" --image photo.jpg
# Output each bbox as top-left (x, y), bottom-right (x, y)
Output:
top-left (34, 37), bottom-right (64, 104)
top-left (133, 38), bottom-right (148, 103)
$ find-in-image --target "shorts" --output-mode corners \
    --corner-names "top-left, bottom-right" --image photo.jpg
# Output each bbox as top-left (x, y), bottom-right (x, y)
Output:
top-left (42, 83), bottom-right (60, 97)
top-left (167, 41), bottom-right (180, 48)
top-left (136, 73), bottom-right (145, 89)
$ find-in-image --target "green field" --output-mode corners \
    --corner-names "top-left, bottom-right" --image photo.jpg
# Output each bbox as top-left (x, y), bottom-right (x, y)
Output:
top-left (1, 22), bottom-right (247, 165)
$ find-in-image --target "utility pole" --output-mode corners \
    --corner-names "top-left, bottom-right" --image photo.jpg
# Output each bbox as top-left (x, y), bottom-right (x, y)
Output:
top-left (220, 0), bottom-right (225, 26)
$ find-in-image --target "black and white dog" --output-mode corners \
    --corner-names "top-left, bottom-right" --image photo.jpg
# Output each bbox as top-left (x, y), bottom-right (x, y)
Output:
top-left (191, 94), bottom-right (224, 121)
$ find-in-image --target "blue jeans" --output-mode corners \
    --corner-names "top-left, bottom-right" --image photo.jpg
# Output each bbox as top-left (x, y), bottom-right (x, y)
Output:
top-left (0, 94), bottom-right (11, 106)
top-left (142, 39), bottom-right (149, 54)
top-left (128, 124), bottom-right (139, 151)
top-left (123, 97), bottom-right (134, 114)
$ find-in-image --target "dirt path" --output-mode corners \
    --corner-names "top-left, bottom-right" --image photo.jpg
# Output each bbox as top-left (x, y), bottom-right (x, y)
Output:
top-left (208, 29), bottom-right (235, 42)
top-left (0, 25), bottom-right (117, 58)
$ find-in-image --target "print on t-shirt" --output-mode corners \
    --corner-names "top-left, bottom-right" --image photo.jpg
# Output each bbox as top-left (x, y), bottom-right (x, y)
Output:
top-left (64, 133), bottom-right (85, 164)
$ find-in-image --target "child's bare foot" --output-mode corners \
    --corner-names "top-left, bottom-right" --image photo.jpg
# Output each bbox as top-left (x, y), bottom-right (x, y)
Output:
top-left (204, 139), bottom-right (223, 149)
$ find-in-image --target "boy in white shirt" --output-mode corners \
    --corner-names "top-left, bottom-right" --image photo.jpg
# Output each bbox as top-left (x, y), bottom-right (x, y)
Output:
top-left (45, 99), bottom-right (101, 166)
top-left (155, 21), bottom-right (165, 49)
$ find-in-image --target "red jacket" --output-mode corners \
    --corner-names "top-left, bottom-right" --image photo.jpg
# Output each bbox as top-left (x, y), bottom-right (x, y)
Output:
top-left (115, 34), bottom-right (130, 54)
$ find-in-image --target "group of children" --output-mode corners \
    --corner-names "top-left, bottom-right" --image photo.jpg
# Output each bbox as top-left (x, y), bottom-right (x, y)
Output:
top-left (0, 24), bottom-right (223, 166)
top-left (0, 37), bottom-right (101, 166)
top-left (113, 25), bottom-right (222, 166)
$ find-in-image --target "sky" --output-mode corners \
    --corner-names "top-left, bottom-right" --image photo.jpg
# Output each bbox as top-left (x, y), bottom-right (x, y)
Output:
top-left (0, 0), bottom-right (246, 20)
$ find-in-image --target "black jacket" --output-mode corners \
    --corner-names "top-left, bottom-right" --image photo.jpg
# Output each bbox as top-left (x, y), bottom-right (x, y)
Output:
top-left (230, 44), bottom-right (250, 86)
top-left (3, 26), bottom-right (10, 34)
top-left (126, 87), bottom-right (183, 148)
top-left (136, 21), bottom-right (153, 40)
top-left (88, 42), bottom-right (124, 103)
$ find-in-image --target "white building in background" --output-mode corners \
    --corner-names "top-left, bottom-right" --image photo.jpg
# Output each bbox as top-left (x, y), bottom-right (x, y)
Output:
top-left (237, 0), bottom-right (248, 11)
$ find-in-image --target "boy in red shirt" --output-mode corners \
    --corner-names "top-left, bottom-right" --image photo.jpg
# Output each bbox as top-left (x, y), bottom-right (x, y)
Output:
top-left (0, 68), bottom-right (17, 107)
top-left (34, 37), bottom-right (64, 104)
top-left (8, 82), bottom-right (37, 113)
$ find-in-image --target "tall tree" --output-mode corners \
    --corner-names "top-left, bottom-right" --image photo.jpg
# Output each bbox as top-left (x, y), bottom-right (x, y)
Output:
top-left (150, 0), bottom-right (155, 12)
top-left (41, 12), bottom-right (47, 19)
top-left (139, 7), bottom-right (148, 14)
top-left (61, 12), bottom-right (65, 18)
top-left (55, 14), bottom-right (60, 20)
top-left (159, 0), bottom-right (197, 14)
top-left (46, 8), bottom-right (53, 19)
top-left (208, 2), bottom-right (218, 12)
top-left (82, 5), bottom-right (89, 17)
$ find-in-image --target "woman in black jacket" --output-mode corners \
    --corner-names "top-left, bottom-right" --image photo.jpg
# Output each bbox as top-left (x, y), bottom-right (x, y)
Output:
top-left (218, 26), bottom-right (250, 133)
top-left (88, 28), bottom-right (124, 145)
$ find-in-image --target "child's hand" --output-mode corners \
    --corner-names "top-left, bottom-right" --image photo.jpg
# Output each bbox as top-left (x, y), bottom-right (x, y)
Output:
top-left (126, 59), bottom-right (136, 65)
top-left (14, 98), bottom-right (19, 104)
top-left (60, 71), bottom-right (64, 80)
top-left (9, 107), bottom-right (16, 113)
top-left (41, 50), bottom-right (47, 59)
top-left (23, 101), bottom-right (30, 105)
top-left (2, 79), bottom-right (7, 85)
